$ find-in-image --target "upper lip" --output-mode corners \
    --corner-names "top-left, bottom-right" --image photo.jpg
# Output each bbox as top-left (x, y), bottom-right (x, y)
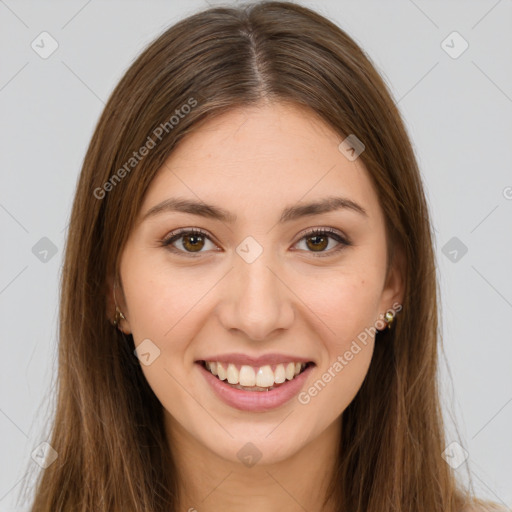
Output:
top-left (196, 353), bottom-right (314, 367)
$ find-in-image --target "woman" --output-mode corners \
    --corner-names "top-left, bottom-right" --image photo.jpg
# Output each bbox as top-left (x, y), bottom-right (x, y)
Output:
top-left (24, 2), bottom-right (507, 511)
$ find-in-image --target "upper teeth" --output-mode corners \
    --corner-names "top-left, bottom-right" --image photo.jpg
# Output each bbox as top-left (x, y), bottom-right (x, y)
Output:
top-left (205, 361), bottom-right (307, 387)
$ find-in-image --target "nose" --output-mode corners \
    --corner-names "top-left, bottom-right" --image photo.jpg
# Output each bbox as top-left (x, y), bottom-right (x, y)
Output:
top-left (216, 251), bottom-right (295, 342)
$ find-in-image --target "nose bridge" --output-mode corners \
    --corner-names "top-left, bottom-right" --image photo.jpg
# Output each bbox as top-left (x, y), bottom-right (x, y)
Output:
top-left (219, 247), bottom-right (294, 341)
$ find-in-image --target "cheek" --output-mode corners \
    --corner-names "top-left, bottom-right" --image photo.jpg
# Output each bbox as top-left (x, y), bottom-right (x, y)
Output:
top-left (303, 342), bottom-right (374, 429)
top-left (299, 265), bottom-right (385, 346)
top-left (297, 272), bottom-right (379, 420)
top-left (120, 260), bottom-right (205, 416)
top-left (120, 254), bottom-right (225, 402)
top-left (121, 253), bottom-right (212, 341)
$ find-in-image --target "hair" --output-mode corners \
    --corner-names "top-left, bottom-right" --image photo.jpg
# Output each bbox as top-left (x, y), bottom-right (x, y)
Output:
top-left (21, 1), bottom-right (504, 511)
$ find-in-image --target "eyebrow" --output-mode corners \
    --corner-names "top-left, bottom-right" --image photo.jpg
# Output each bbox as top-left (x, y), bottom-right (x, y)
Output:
top-left (141, 196), bottom-right (368, 224)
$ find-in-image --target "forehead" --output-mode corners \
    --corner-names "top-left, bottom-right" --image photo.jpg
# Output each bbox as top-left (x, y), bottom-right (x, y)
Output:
top-left (140, 102), bottom-right (382, 225)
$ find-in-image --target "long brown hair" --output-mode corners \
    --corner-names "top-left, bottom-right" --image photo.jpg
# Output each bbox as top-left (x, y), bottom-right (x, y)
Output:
top-left (22, 2), bottom-right (501, 510)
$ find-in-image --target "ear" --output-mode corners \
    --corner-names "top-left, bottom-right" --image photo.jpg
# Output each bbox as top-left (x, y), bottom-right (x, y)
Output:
top-left (105, 274), bottom-right (132, 334)
top-left (378, 243), bottom-right (405, 316)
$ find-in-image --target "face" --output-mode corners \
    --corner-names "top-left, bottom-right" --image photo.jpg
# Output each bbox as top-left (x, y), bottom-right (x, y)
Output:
top-left (115, 101), bottom-right (403, 466)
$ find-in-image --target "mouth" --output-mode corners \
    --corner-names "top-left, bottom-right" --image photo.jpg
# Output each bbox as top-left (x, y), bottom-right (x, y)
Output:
top-left (197, 359), bottom-right (315, 392)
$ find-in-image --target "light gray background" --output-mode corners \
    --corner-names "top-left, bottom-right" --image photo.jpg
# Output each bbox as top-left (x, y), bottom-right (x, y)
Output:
top-left (1, 1), bottom-right (511, 510)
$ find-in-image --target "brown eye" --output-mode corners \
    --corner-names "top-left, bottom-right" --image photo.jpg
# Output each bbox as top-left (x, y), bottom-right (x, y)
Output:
top-left (295, 228), bottom-right (351, 257)
top-left (162, 228), bottom-right (217, 255)
top-left (161, 227), bottom-right (350, 258)
top-left (181, 233), bottom-right (205, 252)
top-left (305, 234), bottom-right (329, 252)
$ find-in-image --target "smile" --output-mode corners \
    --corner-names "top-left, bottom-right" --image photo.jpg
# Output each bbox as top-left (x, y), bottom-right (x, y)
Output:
top-left (200, 360), bottom-right (311, 391)
top-left (196, 359), bottom-right (315, 412)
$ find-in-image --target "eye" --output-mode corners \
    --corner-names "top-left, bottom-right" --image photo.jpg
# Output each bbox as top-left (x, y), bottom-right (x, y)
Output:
top-left (294, 228), bottom-right (351, 257)
top-left (160, 227), bottom-right (351, 257)
top-left (161, 228), bottom-right (218, 256)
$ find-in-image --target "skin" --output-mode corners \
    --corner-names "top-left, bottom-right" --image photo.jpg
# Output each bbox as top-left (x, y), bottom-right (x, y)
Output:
top-left (112, 101), bottom-right (404, 512)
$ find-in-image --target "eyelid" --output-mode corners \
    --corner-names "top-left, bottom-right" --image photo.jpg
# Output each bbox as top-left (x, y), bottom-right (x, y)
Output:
top-left (295, 226), bottom-right (349, 244)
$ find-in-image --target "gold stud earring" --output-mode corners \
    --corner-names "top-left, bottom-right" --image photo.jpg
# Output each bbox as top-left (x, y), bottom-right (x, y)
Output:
top-left (113, 306), bottom-right (126, 327)
top-left (384, 310), bottom-right (395, 329)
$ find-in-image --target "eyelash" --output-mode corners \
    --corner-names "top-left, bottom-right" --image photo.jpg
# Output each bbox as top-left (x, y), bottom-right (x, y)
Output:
top-left (160, 227), bottom-right (351, 258)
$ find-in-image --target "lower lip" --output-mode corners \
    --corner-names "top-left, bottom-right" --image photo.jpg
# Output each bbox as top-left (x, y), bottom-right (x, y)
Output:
top-left (196, 362), bottom-right (314, 412)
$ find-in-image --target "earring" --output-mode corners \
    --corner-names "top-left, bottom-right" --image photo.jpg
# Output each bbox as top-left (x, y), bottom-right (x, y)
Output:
top-left (112, 281), bottom-right (127, 328)
top-left (384, 310), bottom-right (395, 330)
top-left (113, 306), bottom-right (126, 327)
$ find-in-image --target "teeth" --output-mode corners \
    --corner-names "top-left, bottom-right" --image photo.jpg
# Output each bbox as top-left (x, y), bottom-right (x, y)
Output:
top-left (274, 364), bottom-right (286, 383)
top-left (205, 361), bottom-right (220, 376)
top-left (227, 363), bottom-right (238, 384)
top-left (256, 365), bottom-right (274, 387)
top-left (239, 365), bottom-right (256, 386)
top-left (204, 361), bottom-right (308, 388)
top-left (285, 362), bottom-right (296, 380)
top-left (216, 362), bottom-right (227, 381)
